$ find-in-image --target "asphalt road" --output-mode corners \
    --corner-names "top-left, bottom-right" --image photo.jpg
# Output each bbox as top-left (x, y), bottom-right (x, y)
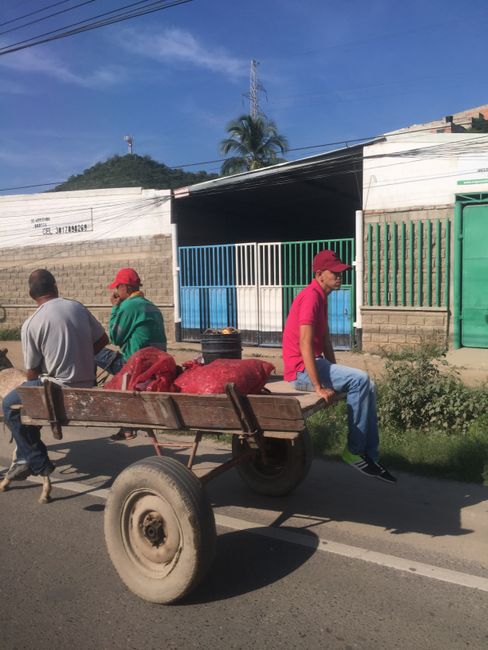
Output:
top-left (1, 426), bottom-right (488, 650)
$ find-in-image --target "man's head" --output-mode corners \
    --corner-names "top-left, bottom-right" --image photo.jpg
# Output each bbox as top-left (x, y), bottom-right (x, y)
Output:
top-left (312, 249), bottom-right (351, 294)
top-left (108, 268), bottom-right (142, 300)
top-left (28, 269), bottom-right (58, 301)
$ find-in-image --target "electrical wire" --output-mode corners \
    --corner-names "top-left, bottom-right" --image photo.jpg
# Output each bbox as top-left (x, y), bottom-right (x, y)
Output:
top-left (0, 0), bottom-right (193, 56)
top-left (2, 130), bottom-right (488, 195)
top-left (0, 0), bottom-right (77, 29)
top-left (0, 0), bottom-right (98, 38)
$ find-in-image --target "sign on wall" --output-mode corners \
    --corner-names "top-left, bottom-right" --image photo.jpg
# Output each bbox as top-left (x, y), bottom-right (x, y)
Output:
top-left (0, 187), bottom-right (172, 249)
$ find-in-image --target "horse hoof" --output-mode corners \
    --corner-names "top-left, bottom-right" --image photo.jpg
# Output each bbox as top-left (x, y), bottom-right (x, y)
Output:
top-left (39, 495), bottom-right (52, 504)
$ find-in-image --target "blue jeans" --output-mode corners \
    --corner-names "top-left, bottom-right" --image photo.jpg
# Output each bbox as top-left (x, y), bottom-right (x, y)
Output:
top-left (95, 348), bottom-right (124, 375)
top-left (2, 379), bottom-right (51, 474)
top-left (293, 358), bottom-right (380, 461)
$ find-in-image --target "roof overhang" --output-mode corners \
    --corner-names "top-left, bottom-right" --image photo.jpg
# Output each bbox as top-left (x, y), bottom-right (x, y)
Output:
top-left (174, 139), bottom-right (382, 199)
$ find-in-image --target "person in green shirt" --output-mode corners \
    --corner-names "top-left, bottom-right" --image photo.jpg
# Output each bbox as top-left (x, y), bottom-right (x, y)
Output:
top-left (95, 267), bottom-right (167, 440)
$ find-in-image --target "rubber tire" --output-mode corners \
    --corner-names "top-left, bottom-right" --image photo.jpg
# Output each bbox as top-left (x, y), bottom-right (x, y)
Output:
top-left (104, 456), bottom-right (216, 604)
top-left (232, 428), bottom-right (313, 496)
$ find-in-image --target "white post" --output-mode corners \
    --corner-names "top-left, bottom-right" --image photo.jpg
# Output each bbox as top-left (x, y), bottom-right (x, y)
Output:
top-left (171, 220), bottom-right (181, 340)
top-left (354, 209), bottom-right (363, 332)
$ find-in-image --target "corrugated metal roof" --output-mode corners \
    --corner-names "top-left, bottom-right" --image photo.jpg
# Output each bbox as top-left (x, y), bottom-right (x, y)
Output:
top-left (174, 139), bottom-right (381, 198)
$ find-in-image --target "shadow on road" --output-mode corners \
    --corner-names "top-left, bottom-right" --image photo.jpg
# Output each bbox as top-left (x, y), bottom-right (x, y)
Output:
top-left (185, 527), bottom-right (319, 604)
top-left (4, 431), bottom-right (487, 540)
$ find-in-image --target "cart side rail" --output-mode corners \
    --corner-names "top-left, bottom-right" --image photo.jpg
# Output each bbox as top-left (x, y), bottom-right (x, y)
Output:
top-left (17, 384), bottom-right (312, 434)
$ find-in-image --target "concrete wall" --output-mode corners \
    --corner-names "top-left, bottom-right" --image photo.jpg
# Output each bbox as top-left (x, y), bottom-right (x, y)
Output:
top-left (363, 133), bottom-right (488, 211)
top-left (0, 188), bottom-right (175, 341)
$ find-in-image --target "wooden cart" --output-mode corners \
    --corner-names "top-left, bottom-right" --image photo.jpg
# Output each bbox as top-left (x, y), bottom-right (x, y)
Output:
top-left (18, 379), bottom-right (328, 605)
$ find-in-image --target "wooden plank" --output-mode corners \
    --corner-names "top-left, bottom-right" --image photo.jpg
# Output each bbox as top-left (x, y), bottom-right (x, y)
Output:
top-left (17, 382), bottom-right (330, 433)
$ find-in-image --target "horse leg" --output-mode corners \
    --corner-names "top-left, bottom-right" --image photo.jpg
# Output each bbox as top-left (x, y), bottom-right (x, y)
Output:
top-left (38, 476), bottom-right (52, 504)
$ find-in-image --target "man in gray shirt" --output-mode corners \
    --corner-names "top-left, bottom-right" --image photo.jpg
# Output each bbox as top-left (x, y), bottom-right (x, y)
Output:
top-left (2, 269), bottom-right (108, 481)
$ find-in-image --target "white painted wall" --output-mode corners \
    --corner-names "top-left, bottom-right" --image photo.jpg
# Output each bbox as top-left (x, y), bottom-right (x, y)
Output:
top-left (363, 133), bottom-right (488, 210)
top-left (0, 187), bottom-right (172, 249)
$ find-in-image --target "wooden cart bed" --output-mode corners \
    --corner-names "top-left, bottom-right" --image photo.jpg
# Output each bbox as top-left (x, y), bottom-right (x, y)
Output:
top-left (17, 379), bottom-right (327, 440)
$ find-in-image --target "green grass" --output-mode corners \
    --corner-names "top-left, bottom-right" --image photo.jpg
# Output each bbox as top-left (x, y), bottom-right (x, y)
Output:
top-left (307, 404), bottom-right (488, 485)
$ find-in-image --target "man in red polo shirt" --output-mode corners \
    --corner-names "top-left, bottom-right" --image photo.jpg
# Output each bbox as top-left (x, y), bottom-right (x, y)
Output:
top-left (283, 249), bottom-right (396, 484)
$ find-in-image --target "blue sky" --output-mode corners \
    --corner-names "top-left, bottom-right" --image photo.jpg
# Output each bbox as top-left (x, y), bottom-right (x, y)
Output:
top-left (1, 0), bottom-right (487, 193)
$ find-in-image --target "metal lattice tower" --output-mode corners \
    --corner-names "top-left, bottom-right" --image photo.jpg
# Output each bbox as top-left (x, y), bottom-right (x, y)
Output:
top-left (249, 59), bottom-right (259, 118)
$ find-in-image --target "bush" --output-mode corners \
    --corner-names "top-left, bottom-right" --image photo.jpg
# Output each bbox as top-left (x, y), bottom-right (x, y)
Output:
top-left (0, 327), bottom-right (21, 340)
top-left (377, 341), bottom-right (488, 434)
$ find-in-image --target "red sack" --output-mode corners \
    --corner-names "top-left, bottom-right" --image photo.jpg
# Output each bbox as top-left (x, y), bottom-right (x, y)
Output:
top-left (104, 347), bottom-right (177, 392)
top-left (173, 358), bottom-right (275, 395)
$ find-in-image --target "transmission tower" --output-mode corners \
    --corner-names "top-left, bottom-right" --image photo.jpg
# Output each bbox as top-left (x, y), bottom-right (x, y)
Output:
top-left (249, 59), bottom-right (259, 118)
top-left (244, 60), bottom-right (267, 118)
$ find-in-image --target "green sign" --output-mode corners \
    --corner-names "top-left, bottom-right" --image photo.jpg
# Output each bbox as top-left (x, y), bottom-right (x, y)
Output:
top-left (457, 178), bottom-right (488, 185)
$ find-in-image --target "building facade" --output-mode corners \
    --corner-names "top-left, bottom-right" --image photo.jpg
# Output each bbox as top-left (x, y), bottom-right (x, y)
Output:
top-left (0, 187), bottom-right (176, 340)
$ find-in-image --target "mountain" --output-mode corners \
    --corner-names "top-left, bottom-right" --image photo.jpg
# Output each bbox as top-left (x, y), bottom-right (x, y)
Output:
top-left (52, 154), bottom-right (217, 191)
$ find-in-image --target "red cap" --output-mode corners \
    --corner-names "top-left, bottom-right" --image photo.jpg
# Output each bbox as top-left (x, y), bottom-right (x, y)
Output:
top-left (312, 249), bottom-right (351, 273)
top-left (108, 268), bottom-right (142, 289)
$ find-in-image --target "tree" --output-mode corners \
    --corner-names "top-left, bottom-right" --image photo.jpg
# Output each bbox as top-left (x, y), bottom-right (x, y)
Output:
top-left (220, 114), bottom-right (288, 176)
top-left (468, 116), bottom-right (488, 133)
top-left (52, 154), bottom-right (216, 192)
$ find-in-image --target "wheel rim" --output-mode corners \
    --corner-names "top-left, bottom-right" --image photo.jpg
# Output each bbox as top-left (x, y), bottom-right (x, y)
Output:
top-left (121, 490), bottom-right (183, 578)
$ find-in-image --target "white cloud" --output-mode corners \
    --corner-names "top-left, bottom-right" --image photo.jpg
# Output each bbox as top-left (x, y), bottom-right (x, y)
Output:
top-left (0, 46), bottom-right (126, 88)
top-left (117, 27), bottom-right (247, 80)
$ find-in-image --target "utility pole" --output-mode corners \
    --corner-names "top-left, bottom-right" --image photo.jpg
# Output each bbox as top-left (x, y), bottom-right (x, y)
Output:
top-left (123, 134), bottom-right (134, 154)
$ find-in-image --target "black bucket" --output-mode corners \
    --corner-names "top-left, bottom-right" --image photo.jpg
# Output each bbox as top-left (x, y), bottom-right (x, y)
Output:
top-left (201, 331), bottom-right (242, 364)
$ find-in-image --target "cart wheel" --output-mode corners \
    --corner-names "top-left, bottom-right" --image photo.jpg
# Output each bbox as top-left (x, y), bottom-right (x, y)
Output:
top-left (232, 428), bottom-right (313, 496)
top-left (104, 456), bottom-right (216, 604)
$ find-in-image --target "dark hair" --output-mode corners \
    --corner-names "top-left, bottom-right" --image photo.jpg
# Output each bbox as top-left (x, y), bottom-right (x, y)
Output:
top-left (28, 269), bottom-right (57, 298)
top-left (125, 284), bottom-right (139, 294)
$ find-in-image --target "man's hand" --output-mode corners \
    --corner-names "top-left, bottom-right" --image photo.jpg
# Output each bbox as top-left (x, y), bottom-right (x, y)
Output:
top-left (316, 386), bottom-right (337, 405)
top-left (110, 292), bottom-right (122, 306)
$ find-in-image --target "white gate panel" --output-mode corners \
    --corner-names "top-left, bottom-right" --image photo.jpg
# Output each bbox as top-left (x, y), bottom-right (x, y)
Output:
top-left (235, 243), bottom-right (258, 331)
top-left (258, 287), bottom-right (283, 331)
top-left (258, 243), bottom-right (282, 334)
top-left (236, 287), bottom-right (259, 330)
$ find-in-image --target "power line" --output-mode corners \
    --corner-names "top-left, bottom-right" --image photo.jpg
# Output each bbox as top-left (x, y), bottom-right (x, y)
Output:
top-left (0, 0), bottom-right (98, 38)
top-left (2, 129), bottom-right (487, 194)
top-left (0, 0), bottom-right (76, 28)
top-left (0, 0), bottom-right (193, 57)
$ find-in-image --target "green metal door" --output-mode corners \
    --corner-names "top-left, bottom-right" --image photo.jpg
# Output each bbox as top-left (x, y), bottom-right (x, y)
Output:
top-left (461, 204), bottom-right (488, 347)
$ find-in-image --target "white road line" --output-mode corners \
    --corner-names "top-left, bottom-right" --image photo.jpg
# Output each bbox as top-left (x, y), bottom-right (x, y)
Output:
top-left (215, 514), bottom-right (488, 593)
top-left (5, 470), bottom-right (488, 594)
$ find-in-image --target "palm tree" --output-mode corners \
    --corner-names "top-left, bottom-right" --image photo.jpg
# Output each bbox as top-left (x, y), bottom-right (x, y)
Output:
top-left (220, 114), bottom-right (288, 176)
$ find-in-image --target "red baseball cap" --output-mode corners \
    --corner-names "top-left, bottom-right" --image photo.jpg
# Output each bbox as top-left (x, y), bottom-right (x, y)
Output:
top-left (108, 268), bottom-right (142, 289)
top-left (312, 249), bottom-right (351, 273)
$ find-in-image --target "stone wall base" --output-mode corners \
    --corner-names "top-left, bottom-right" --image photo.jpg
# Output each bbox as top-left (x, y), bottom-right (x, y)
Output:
top-left (0, 234), bottom-right (175, 341)
top-left (361, 306), bottom-right (449, 353)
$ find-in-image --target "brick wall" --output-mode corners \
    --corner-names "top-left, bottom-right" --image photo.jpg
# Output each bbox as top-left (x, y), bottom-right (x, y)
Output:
top-left (361, 307), bottom-right (449, 352)
top-left (0, 234), bottom-right (175, 341)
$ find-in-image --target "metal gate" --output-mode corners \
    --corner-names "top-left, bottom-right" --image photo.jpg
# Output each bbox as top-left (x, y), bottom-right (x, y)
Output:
top-left (179, 238), bottom-right (355, 349)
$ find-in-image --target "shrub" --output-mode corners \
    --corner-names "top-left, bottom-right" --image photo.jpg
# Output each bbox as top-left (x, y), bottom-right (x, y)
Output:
top-left (0, 327), bottom-right (21, 340)
top-left (377, 341), bottom-right (488, 434)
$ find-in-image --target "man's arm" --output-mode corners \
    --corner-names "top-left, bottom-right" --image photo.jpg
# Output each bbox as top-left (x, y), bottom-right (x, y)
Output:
top-left (26, 367), bottom-right (41, 381)
top-left (299, 324), bottom-right (336, 404)
top-left (322, 322), bottom-right (336, 364)
top-left (93, 333), bottom-right (109, 355)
